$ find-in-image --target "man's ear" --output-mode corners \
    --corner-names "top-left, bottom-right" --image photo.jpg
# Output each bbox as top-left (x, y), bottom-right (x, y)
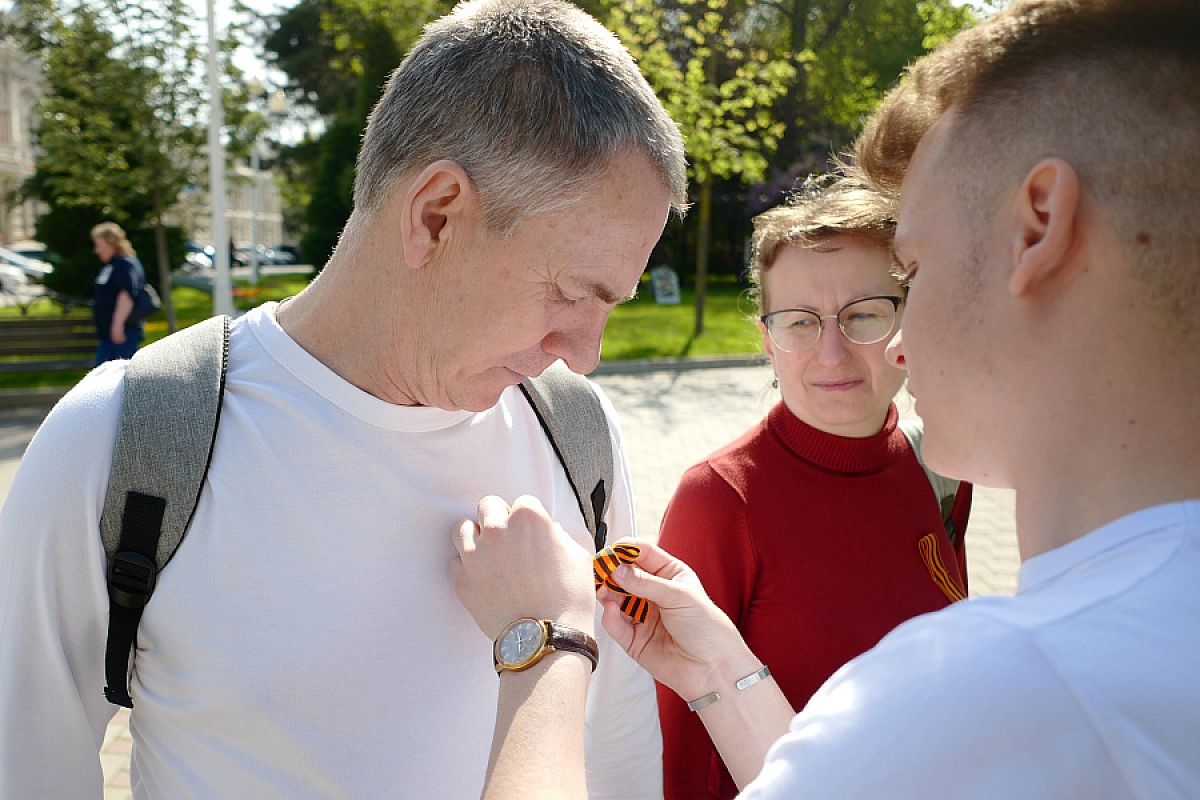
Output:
top-left (1008, 157), bottom-right (1081, 297)
top-left (400, 160), bottom-right (475, 270)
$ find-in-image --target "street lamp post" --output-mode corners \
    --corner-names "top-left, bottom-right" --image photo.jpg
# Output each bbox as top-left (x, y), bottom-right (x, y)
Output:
top-left (205, 0), bottom-right (233, 317)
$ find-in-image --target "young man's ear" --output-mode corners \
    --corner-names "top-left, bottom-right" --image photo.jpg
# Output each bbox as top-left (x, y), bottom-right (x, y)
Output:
top-left (400, 160), bottom-right (475, 270)
top-left (1008, 157), bottom-right (1081, 297)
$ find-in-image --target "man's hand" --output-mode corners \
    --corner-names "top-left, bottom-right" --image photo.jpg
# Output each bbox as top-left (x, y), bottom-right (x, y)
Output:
top-left (451, 495), bottom-right (596, 640)
top-left (598, 539), bottom-right (755, 701)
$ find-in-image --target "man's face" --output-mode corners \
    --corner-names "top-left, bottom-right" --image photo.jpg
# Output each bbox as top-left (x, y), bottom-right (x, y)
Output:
top-left (890, 114), bottom-right (1006, 484)
top-left (424, 150), bottom-right (673, 412)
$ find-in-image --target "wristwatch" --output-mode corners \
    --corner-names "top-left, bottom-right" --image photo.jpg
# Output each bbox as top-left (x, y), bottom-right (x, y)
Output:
top-left (493, 618), bottom-right (599, 673)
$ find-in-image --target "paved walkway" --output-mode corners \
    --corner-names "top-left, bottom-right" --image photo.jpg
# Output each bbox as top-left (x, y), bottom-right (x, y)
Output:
top-left (0, 364), bottom-right (1018, 798)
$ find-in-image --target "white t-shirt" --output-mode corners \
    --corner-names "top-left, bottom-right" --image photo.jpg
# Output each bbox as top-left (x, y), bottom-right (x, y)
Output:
top-left (741, 500), bottom-right (1200, 799)
top-left (0, 304), bottom-right (662, 799)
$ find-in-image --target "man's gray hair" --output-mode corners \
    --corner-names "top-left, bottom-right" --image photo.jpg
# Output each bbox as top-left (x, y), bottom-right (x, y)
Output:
top-left (354, 0), bottom-right (689, 234)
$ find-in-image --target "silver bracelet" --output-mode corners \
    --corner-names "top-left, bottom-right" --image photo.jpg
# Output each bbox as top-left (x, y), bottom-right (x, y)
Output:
top-left (686, 690), bottom-right (720, 712)
top-left (686, 665), bottom-right (771, 712)
top-left (735, 664), bottom-right (771, 690)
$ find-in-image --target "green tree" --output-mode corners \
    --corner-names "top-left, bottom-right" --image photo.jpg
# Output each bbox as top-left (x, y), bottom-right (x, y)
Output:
top-left (761, 0), bottom-right (975, 163)
top-left (16, 7), bottom-right (152, 297)
top-left (265, 0), bottom-right (451, 268)
top-left (111, 0), bottom-right (208, 330)
top-left (607, 0), bottom-right (794, 336)
top-left (13, 0), bottom-right (234, 329)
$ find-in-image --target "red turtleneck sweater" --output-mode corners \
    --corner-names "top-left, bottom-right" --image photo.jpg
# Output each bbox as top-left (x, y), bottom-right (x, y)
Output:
top-left (656, 402), bottom-right (970, 800)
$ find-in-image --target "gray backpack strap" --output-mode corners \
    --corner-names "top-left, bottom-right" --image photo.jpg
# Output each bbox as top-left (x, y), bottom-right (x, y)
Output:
top-left (519, 362), bottom-right (614, 551)
top-left (100, 315), bottom-right (230, 707)
top-left (899, 418), bottom-right (961, 538)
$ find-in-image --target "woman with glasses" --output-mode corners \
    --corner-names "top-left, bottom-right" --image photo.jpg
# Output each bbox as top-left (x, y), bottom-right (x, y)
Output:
top-left (656, 176), bottom-right (971, 800)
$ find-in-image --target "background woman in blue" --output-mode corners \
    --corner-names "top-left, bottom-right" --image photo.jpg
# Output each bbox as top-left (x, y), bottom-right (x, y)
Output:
top-left (90, 221), bottom-right (145, 364)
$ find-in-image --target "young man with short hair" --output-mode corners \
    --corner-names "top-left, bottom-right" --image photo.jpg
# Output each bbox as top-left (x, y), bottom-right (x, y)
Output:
top-left (452, 1), bottom-right (1200, 796)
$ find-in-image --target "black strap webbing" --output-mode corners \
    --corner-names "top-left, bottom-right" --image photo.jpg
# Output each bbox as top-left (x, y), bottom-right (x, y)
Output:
top-left (103, 491), bottom-right (167, 707)
top-left (589, 480), bottom-right (609, 551)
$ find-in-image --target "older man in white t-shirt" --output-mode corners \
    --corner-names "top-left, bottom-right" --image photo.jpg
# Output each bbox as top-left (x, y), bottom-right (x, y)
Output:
top-left (0, 1), bottom-right (689, 797)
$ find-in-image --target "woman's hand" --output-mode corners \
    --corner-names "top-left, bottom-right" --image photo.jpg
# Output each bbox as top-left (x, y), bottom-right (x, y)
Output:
top-left (110, 289), bottom-right (133, 343)
top-left (450, 495), bottom-right (596, 640)
top-left (599, 539), bottom-right (757, 701)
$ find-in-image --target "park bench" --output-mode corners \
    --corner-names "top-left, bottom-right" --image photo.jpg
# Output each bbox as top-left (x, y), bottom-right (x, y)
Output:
top-left (0, 315), bottom-right (96, 374)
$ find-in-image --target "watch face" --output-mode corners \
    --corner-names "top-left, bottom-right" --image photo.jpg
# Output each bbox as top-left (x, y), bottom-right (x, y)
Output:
top-left (498, 619), bottom-right (545, 667)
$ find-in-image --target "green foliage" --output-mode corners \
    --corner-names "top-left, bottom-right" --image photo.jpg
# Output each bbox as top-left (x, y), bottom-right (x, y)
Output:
top-left (299, 117), bottom-right (360, 268)
top-left (20, 8), bottom-right (153, 221)
top-left (266, 0), bottom-right (453, 262)
top-left (919, 0), bottom-right (978, 51)
top-left (126, 227), bottom-right (186, 289)
top-left (13, 0), bottom-right (236, 324)
top-left (36, 208), bottom-right (188, 299)
top-left (36, 204), bottom-right (109, 298)
top-left (606, 0), bottom-right (794, 186)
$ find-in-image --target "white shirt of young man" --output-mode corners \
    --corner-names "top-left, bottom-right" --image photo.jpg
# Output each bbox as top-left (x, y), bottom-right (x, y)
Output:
top-left (740, 500), bottom-right (1200, 799)
top-left (0, 303), bottom-right (662, 799)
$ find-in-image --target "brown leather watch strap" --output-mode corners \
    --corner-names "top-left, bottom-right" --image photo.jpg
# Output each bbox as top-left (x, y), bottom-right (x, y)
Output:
top-left (546, 622), bottom-right (599, 672)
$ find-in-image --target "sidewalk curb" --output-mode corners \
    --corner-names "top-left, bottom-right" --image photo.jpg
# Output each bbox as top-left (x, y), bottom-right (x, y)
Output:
top-left (592, 353), bottom-right (767, 376)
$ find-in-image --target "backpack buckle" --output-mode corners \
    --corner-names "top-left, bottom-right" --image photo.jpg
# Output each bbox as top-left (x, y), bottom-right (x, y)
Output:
top-left (107, 551), bottom-right (157, 609)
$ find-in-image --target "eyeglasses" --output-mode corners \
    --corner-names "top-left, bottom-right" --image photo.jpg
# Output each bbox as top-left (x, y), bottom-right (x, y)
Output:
top-left (760, 295), bottom-right (903, 353)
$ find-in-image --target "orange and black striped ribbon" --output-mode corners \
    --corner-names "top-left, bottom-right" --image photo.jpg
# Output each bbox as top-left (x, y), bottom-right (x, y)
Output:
top-left (918, 532), bottom-right (966, 603)
top-left (593, 542), bottom-right (650, 623)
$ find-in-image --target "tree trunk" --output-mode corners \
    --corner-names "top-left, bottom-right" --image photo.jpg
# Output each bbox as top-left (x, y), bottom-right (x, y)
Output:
top-left (152, 197), bottom-right (178, 332)
top-left (774, 0), bottom-right (811, 164)
top-left (692, 177), bottom-right (713, 338)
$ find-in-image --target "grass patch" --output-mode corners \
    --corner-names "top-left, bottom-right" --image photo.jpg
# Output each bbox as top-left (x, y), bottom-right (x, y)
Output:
top-left (601, 275), bottom-right (762, 360)
top-left (2, 271), bottom-right (762, 390)
top-left (0, 273), bottom-right (313, 390)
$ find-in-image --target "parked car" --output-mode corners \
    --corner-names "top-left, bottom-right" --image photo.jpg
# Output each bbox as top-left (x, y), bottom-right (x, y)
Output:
top-left (270, 245), bottom-right (298, 265)
top-left (0, 263), bottom-right (30, 293)
top-left (274, 244), bottom-right (300, 263)
top-left (0, 245), bottom-right (53, 280)
top-left (182, 251), bottom-right (213, 271)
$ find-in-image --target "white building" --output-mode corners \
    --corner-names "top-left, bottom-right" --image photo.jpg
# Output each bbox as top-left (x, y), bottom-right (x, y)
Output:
top-left (182, 160), bottom-right (286, 252)
top-left (0, 39), bottom-right (42, 244)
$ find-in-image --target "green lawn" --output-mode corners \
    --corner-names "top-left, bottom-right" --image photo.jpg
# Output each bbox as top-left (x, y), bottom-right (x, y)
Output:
top-left (2, 272), bottom-right (762, 390)
top-left (0, 274), bottom-right (311, 390)
top-left (602, 276), bottom-right (762, 360)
